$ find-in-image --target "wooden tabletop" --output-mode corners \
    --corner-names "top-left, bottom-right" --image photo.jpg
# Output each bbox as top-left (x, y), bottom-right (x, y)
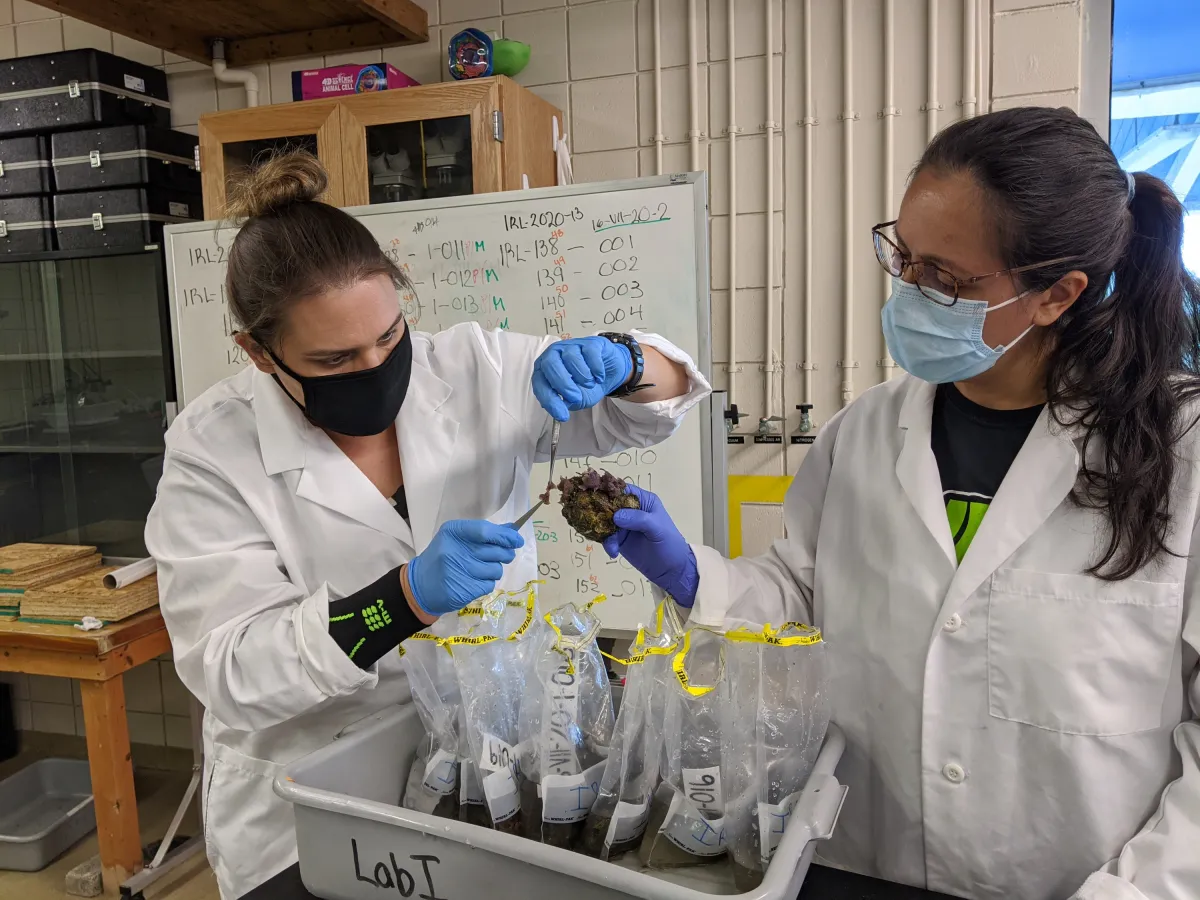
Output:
top-left (0, 608), bottom-right (166, 657)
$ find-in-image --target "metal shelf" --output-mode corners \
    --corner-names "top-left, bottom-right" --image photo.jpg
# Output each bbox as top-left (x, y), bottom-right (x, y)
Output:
top-left (0, 350), bottom-right (163, 362)
top-left (0, 244), bottom-right (161, 265)
top-left (0, 443), bottom-right (163, 455)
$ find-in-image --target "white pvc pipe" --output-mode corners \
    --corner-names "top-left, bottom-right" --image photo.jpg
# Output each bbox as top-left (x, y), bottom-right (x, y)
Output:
top-left (653, 0), bottom-right (664, 174)
top-left (211, 39), bottom-right (259, 108)
top-left (963, 0), bottom-right (978, 118)
top-left (880, 0), bottom-right (898, 379)
top-left (688, 0), bottom-right (701, 171)
top-left (726, 0), bottom-right (740, 406)
top-left (926, 0), bottom-right (939, 143)
top-left (103, 557), bottom-right (156, 590)
top-left (763, 0), bottom-right (776, 419)
top-left (801, 0), bottom-right (815, 408)
top-left (840, 0), bottom-right (856, 407)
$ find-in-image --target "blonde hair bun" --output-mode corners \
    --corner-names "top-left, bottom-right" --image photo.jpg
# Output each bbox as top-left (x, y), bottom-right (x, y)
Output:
top-left (225, 150), bottom-right (328, 220)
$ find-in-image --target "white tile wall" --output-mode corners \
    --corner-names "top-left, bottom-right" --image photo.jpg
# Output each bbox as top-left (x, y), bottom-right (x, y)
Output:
top-left (12, 0), bottom-right (52, 22)
top-left (568, 2), bottom-right (637, 80)
top-left (62, 16), bottom-right (111, 52)
top-left (992, 3), bottom-right (1081, 98)
top-left (14, 17), bottom-right (61, 55)
top-left (4, 1), bottom-right (1082, 749)
top-left (506, 10), bottom-right (567, 86)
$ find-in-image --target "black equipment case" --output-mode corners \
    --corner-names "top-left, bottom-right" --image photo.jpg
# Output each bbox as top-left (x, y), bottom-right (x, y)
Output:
top-left (0, 136), bottom-right (51, 197)
top-left (0, 50), bottom-right (170, 137)
top-left (0, 196), bottom-right (54, 253)
top-left (54, 187), bottom-right (201, 251)
top-left (52, 126), bottom-right (200, 193)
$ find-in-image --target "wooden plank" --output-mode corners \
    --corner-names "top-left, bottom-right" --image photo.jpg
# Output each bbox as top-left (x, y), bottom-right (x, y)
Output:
top-left (0, 648), bottom-right (109, 680)
top-left (354, 0), bottom-right (429, 42)
top-left (227, 21), bottom-right (421, 66)
top-left (27, 0), bottom-right (210, 63)
top-left (0, 609), bottom-right (165, 656)
top-left (80, 677), bottom-right (143, 894)
top-left (0, 630), bottom-right (170, 680)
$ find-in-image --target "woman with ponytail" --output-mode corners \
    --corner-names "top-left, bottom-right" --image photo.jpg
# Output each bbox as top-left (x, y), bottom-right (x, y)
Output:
top-left (606, 107), bottom-right (1200, 898)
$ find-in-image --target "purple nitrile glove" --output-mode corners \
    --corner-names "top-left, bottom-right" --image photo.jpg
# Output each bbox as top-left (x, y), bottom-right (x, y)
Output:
top-left (602, 484), bottom-right (699, 607)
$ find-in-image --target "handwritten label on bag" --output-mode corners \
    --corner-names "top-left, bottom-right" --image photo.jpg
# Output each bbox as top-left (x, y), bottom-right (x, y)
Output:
top-left (541, 758), bottom-right (606, 823)
top-left (758, 792), bottom-right (802, 863)
top-left (605, 799), bottom-right (651, 848)
top-left (542, 648), bottom-right (582, 778)
top-left (660, 790), bottom-right (727, 857)
top-left (421, 748), bottom-right (457, 796)
top-left (459, 761), bottom-right (485, 807)
top-left (682, 766), bottom-right (724, 815)
top-left (479, 733), bottom-right (518, 773)
top-left (482, 767), bottom-right (520, 822)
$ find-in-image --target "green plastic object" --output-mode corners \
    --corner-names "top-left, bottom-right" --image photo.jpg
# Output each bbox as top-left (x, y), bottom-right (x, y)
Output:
top-left (491, 39), bottom-right (531, 77)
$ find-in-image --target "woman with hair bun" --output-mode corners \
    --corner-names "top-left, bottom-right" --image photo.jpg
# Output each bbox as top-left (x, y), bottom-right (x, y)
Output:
top-left (145, 152), bottom-right (708, 899)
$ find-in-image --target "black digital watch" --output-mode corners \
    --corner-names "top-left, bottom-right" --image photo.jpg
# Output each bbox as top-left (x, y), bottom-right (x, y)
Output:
top-left (600, 332), bottom-right (655, 397)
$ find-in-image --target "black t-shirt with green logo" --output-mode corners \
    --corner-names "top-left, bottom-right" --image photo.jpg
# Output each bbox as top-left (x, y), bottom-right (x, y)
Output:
top-left (931, 383), bottom-right (1044, 563)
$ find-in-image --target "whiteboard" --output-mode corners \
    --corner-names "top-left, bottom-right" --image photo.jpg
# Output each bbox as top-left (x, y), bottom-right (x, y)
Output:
top-left (163, 175), bottom-right (718, 633)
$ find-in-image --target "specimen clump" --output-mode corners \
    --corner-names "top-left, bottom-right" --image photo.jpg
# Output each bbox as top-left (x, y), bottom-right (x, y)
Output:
top-left (556, 469), bottom-right (639, 541)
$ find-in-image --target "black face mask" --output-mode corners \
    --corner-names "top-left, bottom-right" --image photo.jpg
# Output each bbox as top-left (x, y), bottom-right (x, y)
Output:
top-left (262, 326), bottom-right (413, 436)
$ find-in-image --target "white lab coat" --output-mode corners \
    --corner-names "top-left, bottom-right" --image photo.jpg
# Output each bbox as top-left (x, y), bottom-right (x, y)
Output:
top-left (689, 374), bottom-right (1199, 900)
top-left (145, 323), bottom-right (709, 900)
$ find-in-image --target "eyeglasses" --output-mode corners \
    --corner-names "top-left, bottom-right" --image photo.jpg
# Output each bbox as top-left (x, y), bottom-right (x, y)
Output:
top-left (871, 220), bottom-right (1078, 307)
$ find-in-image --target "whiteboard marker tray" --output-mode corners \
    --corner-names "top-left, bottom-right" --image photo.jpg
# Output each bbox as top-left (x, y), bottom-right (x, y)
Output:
top-left (276, 705), bottom-right (846, 900)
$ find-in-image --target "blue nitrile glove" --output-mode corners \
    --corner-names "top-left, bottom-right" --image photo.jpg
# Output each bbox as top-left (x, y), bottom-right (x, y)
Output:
top-left (407, 520), bottom-right (525, 617)
top-left (532, 336), bottom-right (633, 422)
top-left (602, 485), bottom-right (699, 607)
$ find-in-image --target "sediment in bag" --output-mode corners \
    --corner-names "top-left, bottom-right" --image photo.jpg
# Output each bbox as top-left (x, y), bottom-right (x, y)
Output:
top-left (449, 587), bottom-right (538, 834)
top-left (582, 600), bottom-right (680, 860)
top-left (400, 625), bottom-right (466, 820)
top-left (721, 622), bottom-right (830, 889)
top-left (639, 628), bottom-right (730, 869)
top-left (517, 599), bottom-right (615, 849)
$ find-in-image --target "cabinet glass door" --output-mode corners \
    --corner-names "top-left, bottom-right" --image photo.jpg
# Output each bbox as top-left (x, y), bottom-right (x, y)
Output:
top-left (365, 116), bottom-right (474, 204)
top-left (340, 82), bottom-right (503, 207)
top-left (198, 100), bottom-right (344, 216)
top-left (0, 249), bottom-right (169, 556)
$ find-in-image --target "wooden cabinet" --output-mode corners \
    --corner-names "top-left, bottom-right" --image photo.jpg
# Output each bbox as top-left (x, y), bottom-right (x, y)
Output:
top-left (198, 77), bottom-right (561, 217)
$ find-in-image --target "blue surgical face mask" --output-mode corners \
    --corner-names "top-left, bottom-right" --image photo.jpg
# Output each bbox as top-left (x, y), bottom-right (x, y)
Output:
top-left (881, 275), bottom-right (1035, 383)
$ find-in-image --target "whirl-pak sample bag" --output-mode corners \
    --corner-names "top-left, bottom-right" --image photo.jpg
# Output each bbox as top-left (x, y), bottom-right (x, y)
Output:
top-left (517, 599), bottom-right (615, 849)
top-left (639, 627), bottom-right (730, 868)
top-left (449, 586), bottom-right (538, 834)
top-left (721, 622), bottom-right (830, 890)
top-left (400, 622), bottom-right (464, 820)
top-left (581, 600), bottom-right (682, 860)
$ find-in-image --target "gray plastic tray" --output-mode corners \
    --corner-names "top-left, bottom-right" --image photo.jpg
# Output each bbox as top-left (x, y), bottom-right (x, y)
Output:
top-left (276, 705), bottom-right (846, 900)
top-left (0, 758), bottom-right (96, 871)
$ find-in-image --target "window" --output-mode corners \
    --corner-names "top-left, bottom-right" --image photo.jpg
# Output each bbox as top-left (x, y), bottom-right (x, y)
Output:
top-left (1110, 0), bottom-right (1200, 274)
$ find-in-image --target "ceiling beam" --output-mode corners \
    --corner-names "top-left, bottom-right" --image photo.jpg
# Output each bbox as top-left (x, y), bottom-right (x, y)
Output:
top-left (1112, 80), bottom-right (1200, 121)
top-left (1120, 123), bottom-right (1200, 172)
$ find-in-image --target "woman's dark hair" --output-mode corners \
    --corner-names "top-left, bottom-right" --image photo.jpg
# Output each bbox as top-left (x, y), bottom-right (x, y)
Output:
top-left (224, 150), bottom-right (411, 349)
top-left (918, 106), bottom-right (1200, 580)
